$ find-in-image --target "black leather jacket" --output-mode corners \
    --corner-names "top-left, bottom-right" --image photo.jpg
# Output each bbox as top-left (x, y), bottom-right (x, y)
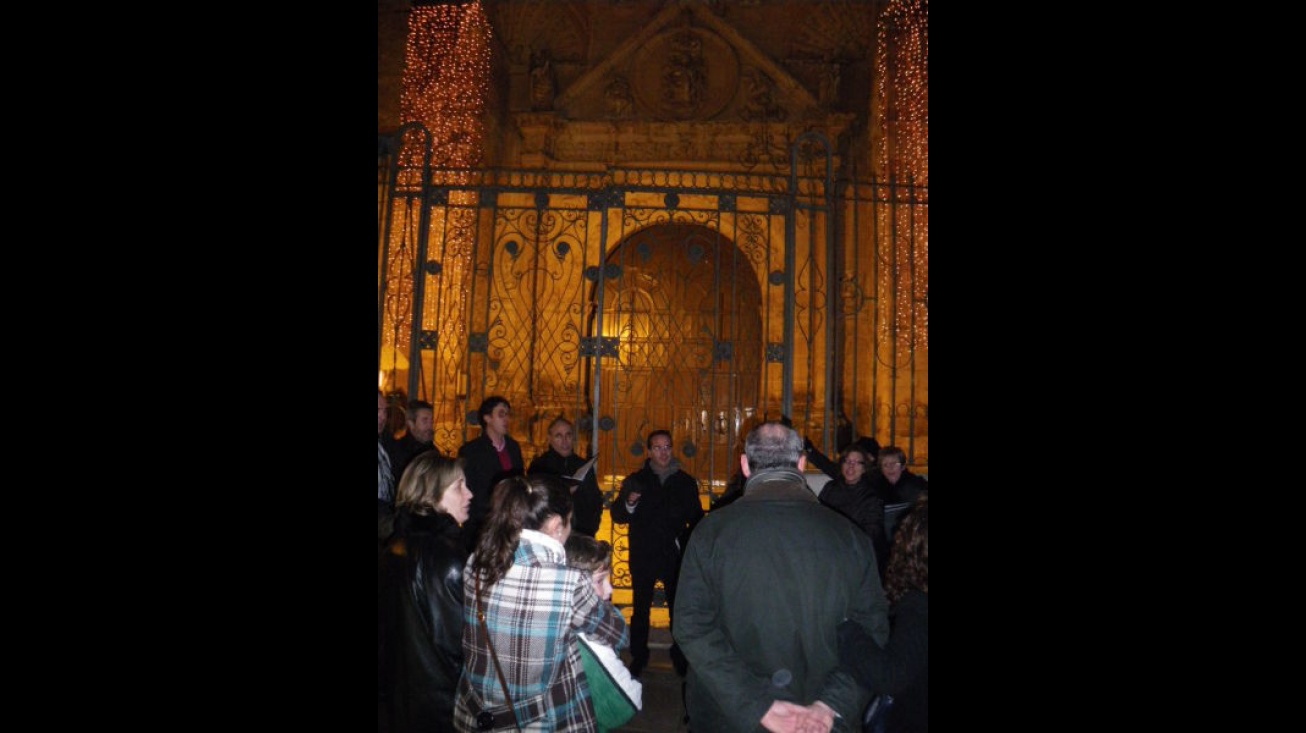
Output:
top-left (379, 511), bottom-right (467, 733)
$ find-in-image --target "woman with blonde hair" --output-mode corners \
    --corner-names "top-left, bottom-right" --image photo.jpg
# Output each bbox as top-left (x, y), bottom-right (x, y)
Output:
top-left (454, 474), bottom-right (627, 732)
top-left (379, 453), bottom-right (474, 733)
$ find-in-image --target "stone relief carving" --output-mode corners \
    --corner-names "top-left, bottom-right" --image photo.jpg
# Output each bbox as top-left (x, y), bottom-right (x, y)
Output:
top-left (631, 26), bottom-right (738, 121)
top-left (738, 67), bottom-right (785, 123)
top-left (788, 1), bottom-right (875, 64)
top-left (604, 75), bottom-right (634, 118)
top-left (738, 125), bottom-right (791, 172)
top-left (507, 2), bottom-right (857, 171)
top-left (662, 30), bottom-right (706, 113)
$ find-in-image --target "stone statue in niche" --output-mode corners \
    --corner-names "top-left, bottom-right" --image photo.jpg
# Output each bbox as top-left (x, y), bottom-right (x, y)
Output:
top-left (530, 49), bottom-right (555, 111)
top-left (605, 75), bottom-right (633, 118)
top-left (661, 30), bottom-right (706, 115)
top-left (819, 59), bottom-right (841, 108)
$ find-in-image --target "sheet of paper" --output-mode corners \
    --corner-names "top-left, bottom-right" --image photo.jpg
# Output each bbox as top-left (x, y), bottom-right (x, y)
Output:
top-left (572, 456), bottom-right (598, 481)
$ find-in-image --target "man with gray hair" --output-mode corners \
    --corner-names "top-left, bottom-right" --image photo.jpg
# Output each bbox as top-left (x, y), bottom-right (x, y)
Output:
top-left (674, 421), bottom-right (890, 732)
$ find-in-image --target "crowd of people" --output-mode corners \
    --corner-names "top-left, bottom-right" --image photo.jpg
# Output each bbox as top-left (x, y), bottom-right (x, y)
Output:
top-left (377, 389), bottom-right (928, 732)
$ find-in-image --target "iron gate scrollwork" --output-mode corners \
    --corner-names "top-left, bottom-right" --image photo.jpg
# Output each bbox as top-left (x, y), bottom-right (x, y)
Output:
top-left (378, 125), bottom-right (928, 606)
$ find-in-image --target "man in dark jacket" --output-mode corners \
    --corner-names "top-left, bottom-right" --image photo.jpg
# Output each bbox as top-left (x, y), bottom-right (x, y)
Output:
top-left (674, 422), bottom-right (890, 733)
top-left (456, 396), bottom-right (523, 548)
top-left (610, 429), bottom-right (704, 679)
top-left (389, 400), bottom-right (440, 485)
top-left (527, 416), bottom-right (604, 537)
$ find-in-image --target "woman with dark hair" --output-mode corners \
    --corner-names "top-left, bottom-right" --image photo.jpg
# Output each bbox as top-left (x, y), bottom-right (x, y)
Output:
top-left (809, 444), bottom-right (889, 577)
top-left (453, 475), bottom-right (628, 732)
top-left (379, 453), bottom-right (475, 733)
top-left (838, 493), bottom-right (928, 733)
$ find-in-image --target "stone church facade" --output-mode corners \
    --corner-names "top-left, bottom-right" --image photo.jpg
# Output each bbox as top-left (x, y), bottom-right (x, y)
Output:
top-left (377, 0), bottom-right (927, 538)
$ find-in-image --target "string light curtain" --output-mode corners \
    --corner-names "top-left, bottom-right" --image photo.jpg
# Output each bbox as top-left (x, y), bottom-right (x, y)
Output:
top-left (873, 0), bottom-right (928, 356)
top-left (382, 0), bottom-right (492, 393)
top-left (399, 0), bottom-right (492, 169)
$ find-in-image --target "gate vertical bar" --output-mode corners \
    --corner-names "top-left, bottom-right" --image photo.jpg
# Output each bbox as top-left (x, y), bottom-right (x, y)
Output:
top-left (782, 151), bottom-right (798, 417)
top-left (822, 141), bottom-right (839, 453)
top-left (379, 123), bottom-right (431, 374)
top-left (529, 190), bottom-right (545, 403)
top-left (788, 133), bottom-right (836, 436)
top-left (405, 151), bottom-right (435, 402)
top-left (846, 157), bottom-right (862, 440)
top-left (463, 180), bottom-right (491, 444)
top-left (589, 186), bottom-right (613, 450)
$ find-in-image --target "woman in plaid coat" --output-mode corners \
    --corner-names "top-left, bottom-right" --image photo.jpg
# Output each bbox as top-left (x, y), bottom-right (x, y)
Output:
top-left (454, 475), bottom-right (629, 732)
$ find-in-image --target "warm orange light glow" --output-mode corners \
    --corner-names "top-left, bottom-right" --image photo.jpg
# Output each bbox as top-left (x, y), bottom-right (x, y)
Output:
top-left (398, 1), bottom-right (493, 169)
top-left (874, 0), bottom-right (928, 353)
top-left (383, 1), bottom-right (493, 387)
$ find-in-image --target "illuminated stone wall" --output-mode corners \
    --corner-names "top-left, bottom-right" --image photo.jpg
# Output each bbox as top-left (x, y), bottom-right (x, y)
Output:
top-left (379, 0), bottom-right (928, 617)
top-left (381, 0), bottom-right (927, 467)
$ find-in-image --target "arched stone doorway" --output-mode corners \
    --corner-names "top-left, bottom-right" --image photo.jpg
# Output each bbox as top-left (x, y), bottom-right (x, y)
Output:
top-left (588, 223), bottom-right (763, 496)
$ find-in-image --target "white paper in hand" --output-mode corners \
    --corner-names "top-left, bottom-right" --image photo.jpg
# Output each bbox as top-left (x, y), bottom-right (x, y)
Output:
top-left (572, 456), bottom-right (598, 481)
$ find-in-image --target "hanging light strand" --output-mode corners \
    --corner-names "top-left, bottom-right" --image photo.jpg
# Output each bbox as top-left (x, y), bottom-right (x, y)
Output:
top-left (873, 0), bottom-right (928, 353)
top-left (385, 1), bottom-right (493, 380)
top-left (398, 1), bottom-right (493, 171)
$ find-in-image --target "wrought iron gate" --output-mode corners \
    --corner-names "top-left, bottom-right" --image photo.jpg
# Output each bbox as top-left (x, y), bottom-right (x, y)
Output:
top-left (378, 123), bottom-right (927, 603)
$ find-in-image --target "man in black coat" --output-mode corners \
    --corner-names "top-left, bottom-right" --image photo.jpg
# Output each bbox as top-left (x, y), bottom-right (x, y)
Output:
top-left (527, 416), bottom-right (604, 537)
top-left (456, 396), bottom-right (523, 548)
top-left (674, 422), bottom-right (890, 732)
top-left (610, 429), bottom-right (704, 678)
top-left (390, 400), bottom-right (440, 485)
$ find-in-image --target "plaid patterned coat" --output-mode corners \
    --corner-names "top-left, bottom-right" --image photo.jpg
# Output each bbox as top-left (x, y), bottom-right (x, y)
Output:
top-left (454, 530), bottom-right (629, 732)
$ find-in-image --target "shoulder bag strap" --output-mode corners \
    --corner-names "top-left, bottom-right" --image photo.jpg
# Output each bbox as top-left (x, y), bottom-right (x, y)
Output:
top-left (476, 574), bottom-right (522, 732)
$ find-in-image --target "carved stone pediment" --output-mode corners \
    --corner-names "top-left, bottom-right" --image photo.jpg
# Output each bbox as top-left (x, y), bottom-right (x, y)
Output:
top-left (556, 3), bottom-right (817, 123)
top-left (512, 2), bottom-right (851, 172)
